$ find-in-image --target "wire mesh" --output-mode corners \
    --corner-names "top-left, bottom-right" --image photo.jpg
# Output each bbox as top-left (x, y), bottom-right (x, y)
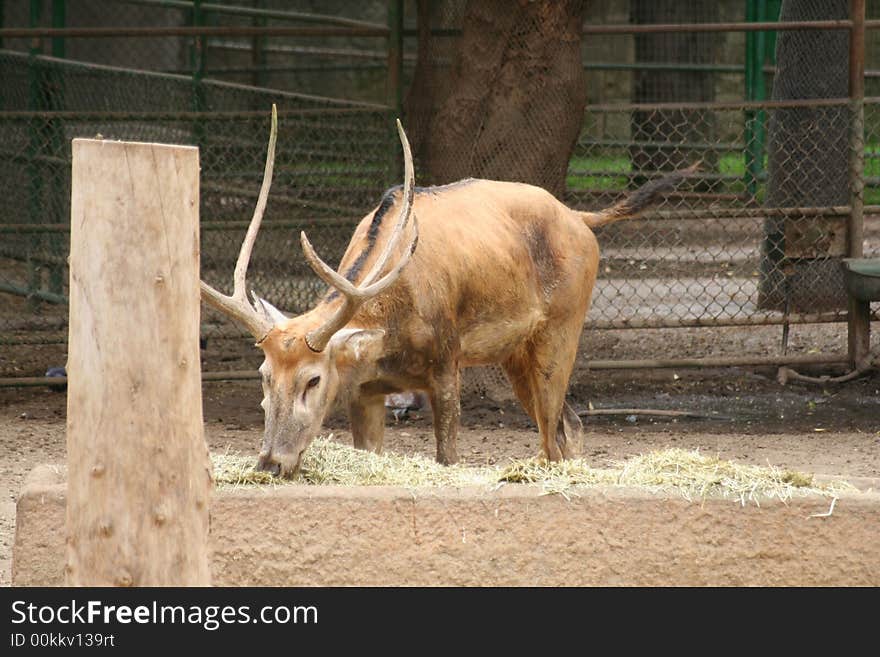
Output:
top-left (1, 0), bottom-right (878, 387)
top-left (401, 0), bottom-right (877, 397)
top-left (574, 101), bottom-right (867, 329)
top-left (0, 50), bottom-right (394, 363)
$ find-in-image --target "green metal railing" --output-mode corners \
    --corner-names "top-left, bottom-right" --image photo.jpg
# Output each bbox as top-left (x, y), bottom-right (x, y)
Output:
top-left (1, 2), bottom-right (877, 380)
top-left (744, 0), bottom-right (781, 198)
top-left (23, 0), bottom-right (67, 303)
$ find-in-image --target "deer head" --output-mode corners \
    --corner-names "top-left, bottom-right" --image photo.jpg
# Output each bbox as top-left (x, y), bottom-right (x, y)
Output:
top-left (201, 106), bottom-right (418, 478)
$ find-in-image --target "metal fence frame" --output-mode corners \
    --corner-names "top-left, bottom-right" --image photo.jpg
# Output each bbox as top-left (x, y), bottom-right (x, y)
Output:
top-left (573, 0), bottom-right (871, 372)
top-left (0, 0), bottom-right (877, 386)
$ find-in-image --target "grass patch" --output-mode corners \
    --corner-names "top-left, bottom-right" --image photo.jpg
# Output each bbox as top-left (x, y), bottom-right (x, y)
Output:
top-left (565, 151), bottom-right (880, 204)
top-left (213, 437), bottom-right (855, 506)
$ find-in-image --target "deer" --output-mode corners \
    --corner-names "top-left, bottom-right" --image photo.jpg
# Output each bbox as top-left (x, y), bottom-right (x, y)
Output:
top-left (201, 106), bottom-right (694, 478)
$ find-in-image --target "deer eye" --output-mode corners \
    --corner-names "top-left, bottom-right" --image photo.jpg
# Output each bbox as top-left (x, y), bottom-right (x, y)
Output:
top-left (307, 376), bottom-right (321, 389)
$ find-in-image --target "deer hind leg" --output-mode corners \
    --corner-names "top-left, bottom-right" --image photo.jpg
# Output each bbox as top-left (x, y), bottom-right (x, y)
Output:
top-left (349, 394), bottom-right (386, 453)
top-left (503, 327), bottom-right (583, 462)
top-left (429, 361), bottom-right (461, 465)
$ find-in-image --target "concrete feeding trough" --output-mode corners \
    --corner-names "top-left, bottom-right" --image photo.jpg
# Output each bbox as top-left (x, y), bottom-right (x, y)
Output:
top-left (13, 445), bottom-right (880, 586)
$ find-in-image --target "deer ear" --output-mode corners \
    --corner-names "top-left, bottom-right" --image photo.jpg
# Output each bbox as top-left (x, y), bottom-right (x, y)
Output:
top-left (251, 292), bottom-right (288, 325)
top-left (329, 329), bottom-right (385, 364)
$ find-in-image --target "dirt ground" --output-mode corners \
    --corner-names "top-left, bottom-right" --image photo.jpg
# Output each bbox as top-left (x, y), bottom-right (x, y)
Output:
top-left (3, 348), bottom-right (880, 586)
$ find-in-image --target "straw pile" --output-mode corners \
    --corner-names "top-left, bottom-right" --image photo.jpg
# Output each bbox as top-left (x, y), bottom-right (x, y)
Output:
top-left (213, 436), bottom-right (855, 505)
top-left (213, 437), bottom-right (492, 489)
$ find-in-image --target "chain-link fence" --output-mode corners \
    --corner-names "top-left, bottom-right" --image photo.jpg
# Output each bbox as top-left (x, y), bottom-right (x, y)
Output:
top-left (1, 1), bottom-right (399, 378)
top-left (1, 0), bottom-right (879, 384)
top-left (402, 0), bottom-right (878, 394)
top-left (577, 100), bottom-right (866, 328)
top-left (0, 52), bottom-right (395, 330)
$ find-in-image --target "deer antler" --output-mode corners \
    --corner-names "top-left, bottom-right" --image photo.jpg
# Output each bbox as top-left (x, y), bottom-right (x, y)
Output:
top-left (200, 104), bottom-right (278, 341)
top-left (301, 119), bottom-right (418, 352)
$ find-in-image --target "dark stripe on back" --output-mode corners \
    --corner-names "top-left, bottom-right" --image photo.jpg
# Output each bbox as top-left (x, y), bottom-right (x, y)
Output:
top-left (322, 179), bottom-right (475, 302)
top-left (325, 188), bottom-right (397, 301)
top-left (413, 178), bottom-right (476, 195)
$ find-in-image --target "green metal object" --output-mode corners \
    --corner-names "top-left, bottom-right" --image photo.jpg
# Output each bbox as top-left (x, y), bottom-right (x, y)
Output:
top-left (190, 0), bottom-right (206, 148)
top-left (0, 3), bottom-right (5, 110)
top-left (120, 0), bottom-right (386, 31)
top-left (385, 0), bottom-right (403, 186)
top-left (50, 0), bottom-right (64, 57)
top-left (386, 0), bottom-right (403, 118)
top-left (26, 0), bottom-right (43, 309)
top-left (22, 1), bottom-right (67, 300)
top-left (47, 0), bottom-right (65, 295)
top-left (28, 1), bottom-right (41, 60)
top-left (0, 281), bottom-right (67, 305)
top-left (848, 0), bottom-right (868, 369)
top-left (842, 258), bottom-right (880, 302)
top-left (587, 61), bottom-right (747, 74)
top-left (744, 0), bottom-right (779, 200)
top-left (252, 0), bottom-right (267, 89)
top-left (765, 1), bottom-right (781, 57)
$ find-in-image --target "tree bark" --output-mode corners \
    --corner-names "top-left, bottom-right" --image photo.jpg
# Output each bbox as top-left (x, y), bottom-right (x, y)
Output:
top-left (406, 0), bottom-right (587, 198)
top-left (403, 0), bottom-right (445, 164)
top-left (66, 139), bottom-right (212, 586)
top-left (758, 0), bottom-right (850, 311)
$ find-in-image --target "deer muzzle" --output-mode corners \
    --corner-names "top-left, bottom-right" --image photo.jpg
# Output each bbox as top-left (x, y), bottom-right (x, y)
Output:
top-left (256, 448), bottom-right (305, 480)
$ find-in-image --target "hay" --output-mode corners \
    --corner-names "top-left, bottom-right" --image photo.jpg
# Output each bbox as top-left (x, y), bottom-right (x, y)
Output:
top-left (609, 449), bottom-right (854, 506)
top-left (212, 437), bottom-right (856, 505)
top-left (212, 437), bottom-right (492, 490)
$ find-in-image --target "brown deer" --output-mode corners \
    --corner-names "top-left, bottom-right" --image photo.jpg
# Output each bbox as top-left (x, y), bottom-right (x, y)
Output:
top-left (202, 107), bottom-right (693, 478)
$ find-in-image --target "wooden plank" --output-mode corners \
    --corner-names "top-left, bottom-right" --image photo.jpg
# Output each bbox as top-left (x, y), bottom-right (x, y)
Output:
top-left (783, 216), bottom-right (848, 258)
top-left (66, 139), bottom-right (211, 586)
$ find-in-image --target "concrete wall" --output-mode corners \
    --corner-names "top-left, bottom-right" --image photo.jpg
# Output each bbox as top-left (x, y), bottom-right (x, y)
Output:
top-left (13, 464), bottom-right (880, 587)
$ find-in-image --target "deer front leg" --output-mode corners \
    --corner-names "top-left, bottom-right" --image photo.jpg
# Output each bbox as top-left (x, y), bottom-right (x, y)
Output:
top-left (349, 394), bottom-right (385, 453)
top-left (429, 365), bottom-right (461, 465)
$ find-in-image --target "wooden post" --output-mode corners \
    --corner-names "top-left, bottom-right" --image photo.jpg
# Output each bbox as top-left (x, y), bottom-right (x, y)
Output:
top-left (848, 0), bottom-right (869, 368)
top-left (65, 139), bottom-right (212, 586)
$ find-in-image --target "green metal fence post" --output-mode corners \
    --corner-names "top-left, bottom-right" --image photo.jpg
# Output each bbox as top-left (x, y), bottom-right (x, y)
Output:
top-left (190, 0), bottom-right (206, 148)
top-left (744, 0), bottom-right (769, 201)
top-left (0, 1), bottom-right (4, 109)
top-left (766, 1), bottom-right (782, 57)
top-left (50, 0), bottom-right (64, 57)
top-left (252, 0), bottom-right (267, 89)
top-left (47, 0), bottom-right (65, 295)
top-left (26, 0), bottom-right (43, 308)
top-left (848, 0), bottom-right (869, 369)
top-left (386, 0), bottom-right (404, 186)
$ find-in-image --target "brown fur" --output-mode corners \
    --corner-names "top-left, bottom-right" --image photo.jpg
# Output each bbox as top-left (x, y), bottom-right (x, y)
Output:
top-left (254, 171), bottom-right (690, 474)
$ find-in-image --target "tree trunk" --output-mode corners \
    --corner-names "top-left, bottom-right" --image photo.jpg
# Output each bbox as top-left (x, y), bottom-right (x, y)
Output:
top-left (758, 0), bottom-right (850, 311)
top-left (66, 139), bottom-right (212, 586)
top-left (630, 1), bottom-right (718, 184)
top-left (403, 0), bottom-right (452, 165)
top-left (407, 0), bottom-right (587, 198)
